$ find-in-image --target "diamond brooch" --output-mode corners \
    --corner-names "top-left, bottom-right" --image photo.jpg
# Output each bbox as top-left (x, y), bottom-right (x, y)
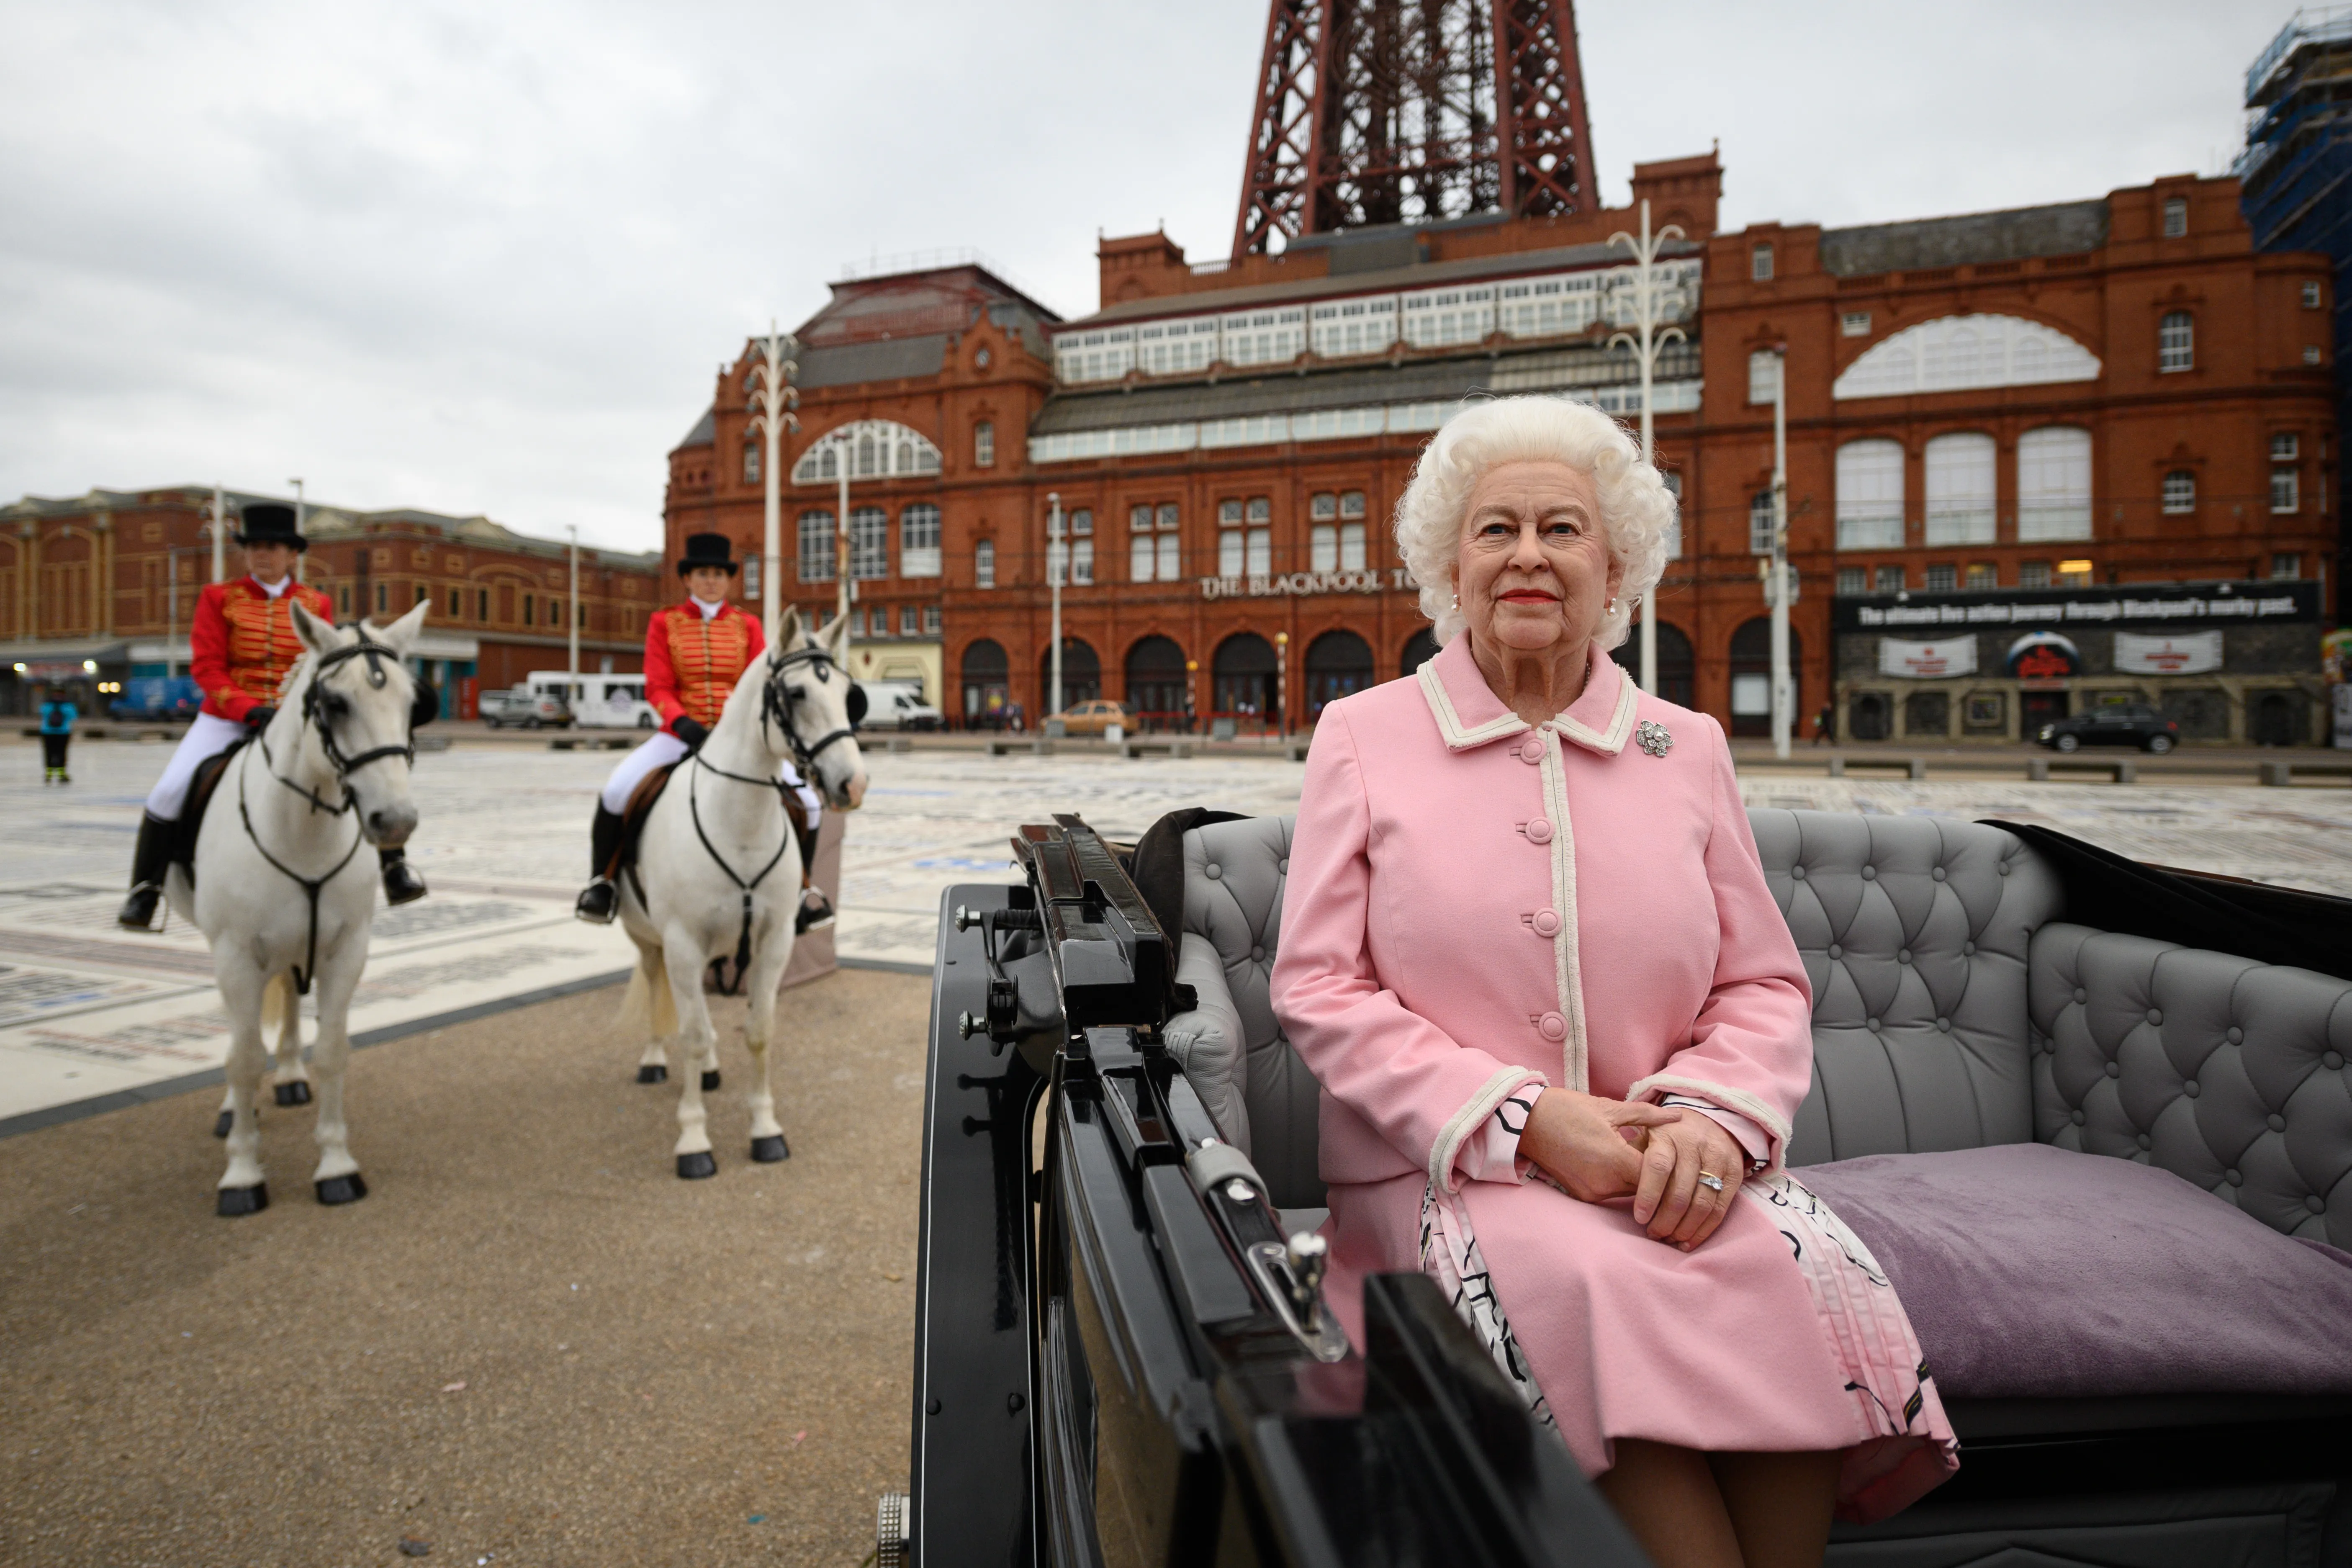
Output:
top-left (1635, 720), bottom-right (1673, 758)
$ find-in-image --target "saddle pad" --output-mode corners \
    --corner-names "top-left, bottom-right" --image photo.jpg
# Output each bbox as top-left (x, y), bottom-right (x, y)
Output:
top-left (1799, 1143), bottom-right (2352, 1399)
top-left (175, 738), bottom-right (251, 874)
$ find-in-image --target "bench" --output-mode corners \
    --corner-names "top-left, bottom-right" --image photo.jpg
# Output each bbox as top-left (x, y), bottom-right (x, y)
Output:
top-left (984, 738), bottom-right (1051, 757)
top-left (2261, 758), bottom-right (2352, 787)
top-left (1118, 738), bottom-right (1193, 760)
top-left (1828, 756), bottom-right (1929, 779)
top-left (2028, 755), bottom-right (2136, 783)
top-left (548, 735), bottom-right (632, 751)
top-left (1157, 810), bottom-right (2352, 1566)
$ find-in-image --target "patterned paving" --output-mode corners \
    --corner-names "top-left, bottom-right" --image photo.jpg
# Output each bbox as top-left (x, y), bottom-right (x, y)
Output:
top-left (3, 733), bottom-right (2344, 1129)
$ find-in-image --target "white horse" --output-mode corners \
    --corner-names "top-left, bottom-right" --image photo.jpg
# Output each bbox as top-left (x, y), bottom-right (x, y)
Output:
top-left (175, 604), bottom-right (429, 1216)
top-left (615, 608), bottom-right (867, 1178)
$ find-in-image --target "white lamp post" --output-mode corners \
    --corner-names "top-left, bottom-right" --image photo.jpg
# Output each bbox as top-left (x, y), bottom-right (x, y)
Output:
top-left (1768, 345), bottom-right (1793, 761)
top-left (206, 486), bottom-right (227, 582)
top-left (1046, 492), bottom-right (1064, 719)
top-left (1607, 198), bottom-right (1687, 697)
top-left (288, 478), bottom-right (305, 582)
top-left (745, 324), bottom-right (799, 641)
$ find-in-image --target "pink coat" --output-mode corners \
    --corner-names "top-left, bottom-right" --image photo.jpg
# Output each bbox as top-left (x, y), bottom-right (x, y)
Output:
top-left (1272, 635), bottom-right (1953, 1515)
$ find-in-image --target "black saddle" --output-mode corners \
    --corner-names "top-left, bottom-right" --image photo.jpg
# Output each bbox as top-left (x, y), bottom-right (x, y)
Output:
top-left (608, 763), bottom-right (681, 896)
top-left (172, 737), bottom-right (252, 884)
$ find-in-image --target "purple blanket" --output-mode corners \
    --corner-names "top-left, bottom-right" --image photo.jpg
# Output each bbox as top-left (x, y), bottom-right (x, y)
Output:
top-left (1798, 1144), bottom-right (2352, 1399)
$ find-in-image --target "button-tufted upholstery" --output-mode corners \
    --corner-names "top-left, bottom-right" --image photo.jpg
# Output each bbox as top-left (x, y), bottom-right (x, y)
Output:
top-left (1159, 815), bottom-right (1324, 1209)
top-left (1749, 811), bottom-right (2066, 1166)
top-left (2030, 924), bottom-right (2351, 1250)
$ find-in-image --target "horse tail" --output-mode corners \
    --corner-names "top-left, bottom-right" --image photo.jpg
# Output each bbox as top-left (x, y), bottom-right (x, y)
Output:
top-left (261, 970), bottom-right (299, 1056)
top-left (619, 946), bottom-right (676, 1039)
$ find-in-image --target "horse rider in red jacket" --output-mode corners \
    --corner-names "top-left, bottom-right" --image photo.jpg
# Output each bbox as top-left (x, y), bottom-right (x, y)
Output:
top-left (118, 503), bottom-right (430, 930)
top-left (574, 532), bottom-right (831, 932)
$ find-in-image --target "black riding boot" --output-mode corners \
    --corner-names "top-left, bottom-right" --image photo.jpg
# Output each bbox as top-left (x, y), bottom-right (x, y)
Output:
top-left (118, 812), bottom-right (175, 931)
top-left (576, 805), bottom-right (623, 924)
top-left (790, 814), bottom-right (833, 934)
top-left (380, 846), bottom-right (427, 906)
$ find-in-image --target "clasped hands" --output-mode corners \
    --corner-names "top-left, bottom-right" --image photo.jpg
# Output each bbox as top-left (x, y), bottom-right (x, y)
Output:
top-left (1517, 1089), bottom-right (1746, 1250)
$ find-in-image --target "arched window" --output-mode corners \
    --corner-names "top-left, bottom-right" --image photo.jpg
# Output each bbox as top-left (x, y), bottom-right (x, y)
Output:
top-left (1400, 627), bottom-right (1440, 677)
top-left (1211, 632), bottom-right (1280, 724)
top-left (1834, 314), bottom-right (2100, 399)
top-left (796, 512), bottom-right (835, 583)
top-left (899, 504), bottom-right (942, 578)
top-left (1303, 629), bottom-right (1375, 718)
top-left (1728, 617), bottom-right (1802, 738)
top-left (2017, 428), bottom-right (2092, 541)
top-left (973, 538), bottom-right (996, 589)
top-left (960, 639), bottom-right (1009, 727)
top-left (1835, 440), bottom-right (1905, 550)
top-left (2159, 311), bottom-right (2194, 373)
top-left (791, 420), bottom-right (942, 483)
top-left (1041, 638), bottom-right (1100, 709)
top-left (1124, 635), bottom-right (1188, 728)
top-left (1924, 432), bottom-right (1996, 545)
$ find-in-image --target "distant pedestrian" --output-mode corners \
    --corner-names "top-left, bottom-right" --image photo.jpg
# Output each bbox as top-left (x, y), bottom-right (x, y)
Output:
top-left (1814, 701), bottom-right (1834, 745)
top-left (38, 687), bottom-right (77, 784)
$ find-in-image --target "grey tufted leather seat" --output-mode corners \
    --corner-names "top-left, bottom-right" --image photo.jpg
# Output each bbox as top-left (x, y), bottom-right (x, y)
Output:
top-left (1164, 807), bottom-right (2352, 1251)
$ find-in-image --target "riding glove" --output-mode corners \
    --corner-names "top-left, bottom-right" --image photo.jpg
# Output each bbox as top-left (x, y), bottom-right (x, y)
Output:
top-left (243, 706), bottom-right (277, 730)
top-left (671, 716), bottom-right (709, 749)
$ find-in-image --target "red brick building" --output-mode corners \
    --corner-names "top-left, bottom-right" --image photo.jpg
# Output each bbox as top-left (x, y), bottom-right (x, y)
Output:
top-left (0, 487), bottom-right (661, 715)
top-left (666, 166), bottom-right (2337, 741)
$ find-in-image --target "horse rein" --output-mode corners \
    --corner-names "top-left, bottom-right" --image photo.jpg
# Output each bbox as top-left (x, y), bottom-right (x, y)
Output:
top-left (758, 644), bottom-right (859, 776)
top-left (240, 634), bottom-right (416, 995)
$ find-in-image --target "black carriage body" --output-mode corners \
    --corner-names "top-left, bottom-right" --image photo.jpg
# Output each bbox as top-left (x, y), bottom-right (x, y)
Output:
top-left (912, 818), bottom-right (1647, 1568)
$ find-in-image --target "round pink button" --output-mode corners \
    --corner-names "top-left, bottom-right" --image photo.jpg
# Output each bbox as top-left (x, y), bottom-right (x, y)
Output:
top-left (1532, 908), bottom-right (1561, 937)
top-left (1525, 817), bottom-right (1554, 844)
top-left (1518, 738), bottom-right (1545, 763)
top-left (1538, 1012), bottom-right (1567, 1041)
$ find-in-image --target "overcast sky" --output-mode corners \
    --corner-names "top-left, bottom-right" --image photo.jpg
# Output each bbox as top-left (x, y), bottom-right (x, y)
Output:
top-left (0, 0), bottom-right (2285, 554)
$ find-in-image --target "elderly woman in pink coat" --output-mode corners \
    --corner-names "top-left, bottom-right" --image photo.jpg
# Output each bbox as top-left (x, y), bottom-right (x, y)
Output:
top-left (1270, 397), bottom-right (1955, 1568)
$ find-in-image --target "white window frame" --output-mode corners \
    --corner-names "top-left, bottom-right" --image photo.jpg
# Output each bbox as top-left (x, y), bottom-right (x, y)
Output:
top-left (2162, 198), bottom-right (2187, 238)
top-left (2158, 312), bottom-right (2194, 373)
top-left (973, 422), bottom-right (995, 468)
top-left (2271, 468), bottom-right (2300, 514)
top-left (2271, 432), bottom-right (2300, 462)
top-left (974, 539), bottom-right (996, 589)
top-left (1749, 491), bottom-right (1775, 556)
top-left (1751, 244), bottom-right (1774, 282)
top-left (1338, 521), bottom-right (1366, 571)
top-left (1840, 312), bottom-right (1871, 338)
top-left (2017, 427), bottom-right (2093, 542)
top-left (1309, 524), bottom-right (1337, 572)
top-left (1834, 439), bottom-right (1905, 551)
top-left (899, 503), bottom-right (943, 578)
top-left (1748, 349), bottom-right (1781, 406)
top-left (2161, 470), bottom-right (2196, 514)
top-left (797, 511), bottom-right (836, 583)
top-left (849, 506), bottom-right (889, 580)
top-left (1924, 432), bottom-right (1997, 546)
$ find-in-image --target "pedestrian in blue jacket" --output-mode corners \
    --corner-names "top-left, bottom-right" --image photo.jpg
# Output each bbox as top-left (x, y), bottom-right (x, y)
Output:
top-left (38, 689), bottom-right (77, 784)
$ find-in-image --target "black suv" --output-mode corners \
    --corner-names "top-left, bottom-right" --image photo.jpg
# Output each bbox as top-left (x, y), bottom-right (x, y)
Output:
top-left (2037, 702), bottom-right (2181, 753)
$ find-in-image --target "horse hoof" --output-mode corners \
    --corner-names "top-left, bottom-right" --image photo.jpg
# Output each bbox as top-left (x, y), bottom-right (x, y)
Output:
top-left (701, 1069), bottom-right (721, 1092)
top-left (212, 1110), bottom-right (234, 1139)
top-left (676, 1151), bottom-right (717, 1180)
top-left (216, 1183), bottom-right (269, 1218)
top-left (315, 1173), bottom-right (369, 1206)
top-left (275, 1081), bottom-right (311, 1107)
top-left (750, 1134), bottom-right (790, 1163)
top-left (636, 1064), bottom-right (668, 1085)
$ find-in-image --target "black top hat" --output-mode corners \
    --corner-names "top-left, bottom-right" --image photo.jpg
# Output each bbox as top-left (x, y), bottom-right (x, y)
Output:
top-left (236, 502), bottom-right (308, 551)
top-left (677, 532), bottom-right (739, 577)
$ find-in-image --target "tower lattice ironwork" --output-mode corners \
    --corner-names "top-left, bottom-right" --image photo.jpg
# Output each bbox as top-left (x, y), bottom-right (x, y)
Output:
top-left (1231, 0), bottom-right (1598, 259)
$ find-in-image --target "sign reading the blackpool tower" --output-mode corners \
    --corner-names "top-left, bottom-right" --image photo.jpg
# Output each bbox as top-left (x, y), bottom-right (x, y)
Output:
top-left (1198, 567), bottom-right (1416, 600)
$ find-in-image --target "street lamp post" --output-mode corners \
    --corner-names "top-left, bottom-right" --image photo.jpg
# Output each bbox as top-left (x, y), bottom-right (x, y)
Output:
top-left (1769, 345), bottom-right (1793, 761)
top-left (1275, 631), bottom-right (1289, 741)
top-left (207, 486), bottom-right (227, 582)
top-left (288, 478), bottom-right (305, 582)
top-left (745, 325), bottom-right (799, 642)
top-left (1046, 493), bottom-right (1064, 720)
top-left (1607, 198), bottom-right (1688, 697)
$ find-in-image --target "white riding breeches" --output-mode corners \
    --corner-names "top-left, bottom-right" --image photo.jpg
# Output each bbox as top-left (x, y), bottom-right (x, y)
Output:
top-left (599, 733), bottom-right (822, 825)
top-left (146, 712), bottom-right (250, 820)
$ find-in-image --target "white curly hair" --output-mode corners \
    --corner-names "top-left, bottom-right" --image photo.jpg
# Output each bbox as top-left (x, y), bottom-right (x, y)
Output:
top-left (1393, 396), bottom-right (1677, 651)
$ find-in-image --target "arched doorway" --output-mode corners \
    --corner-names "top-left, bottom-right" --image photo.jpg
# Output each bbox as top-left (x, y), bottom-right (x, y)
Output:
top-left (960, 639), bottom-right (1008, 730)
top-left (1212, 632), bottom-right (1279, 726)
top-left (1848, 693), bottom-right (1892, 742)
top-left (1039, 638), bottom-right (1100, 712)
top-left (1124, 635), bottom-right (1189, 731)
top-left (1610, 624), bottom-right (1695, 709)
top-left (1400, 627), bottom-right (1439, 677)
top-left (2253, 691), bottom-right (2299, 747)
top-left (1727, 618), bottom-right (1802, 738)
top-left (1303, 629), bottom-right (1375, 720)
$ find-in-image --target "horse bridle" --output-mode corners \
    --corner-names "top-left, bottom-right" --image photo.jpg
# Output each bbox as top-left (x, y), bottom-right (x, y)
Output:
top-left (757, 643), bottom-right (860, 779)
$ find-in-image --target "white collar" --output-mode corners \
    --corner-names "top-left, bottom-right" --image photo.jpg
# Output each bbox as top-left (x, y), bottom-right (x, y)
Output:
top-left (251, 574), bottom-right (291, 599)
top-left (689, 595), bottom-right (725, 620)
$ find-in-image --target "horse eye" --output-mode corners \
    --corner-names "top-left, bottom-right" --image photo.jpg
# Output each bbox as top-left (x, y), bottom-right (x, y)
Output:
top-left (787, 686), bottom-right (805, 700)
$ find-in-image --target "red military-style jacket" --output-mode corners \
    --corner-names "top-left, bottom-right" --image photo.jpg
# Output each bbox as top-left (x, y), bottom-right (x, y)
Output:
top-left (191, 576), bottom-right (336, 723)
top-left (644, 598), bottom-right (765, 736)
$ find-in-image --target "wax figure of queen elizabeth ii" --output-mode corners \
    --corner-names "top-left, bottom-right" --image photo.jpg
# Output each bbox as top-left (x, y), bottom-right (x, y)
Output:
top-left (1269, 398), bottom-right (1956, 1568)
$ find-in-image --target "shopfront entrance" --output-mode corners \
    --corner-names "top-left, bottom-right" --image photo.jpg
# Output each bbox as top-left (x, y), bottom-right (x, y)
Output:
top-left (2019, 689), bottom-right (2069, 741)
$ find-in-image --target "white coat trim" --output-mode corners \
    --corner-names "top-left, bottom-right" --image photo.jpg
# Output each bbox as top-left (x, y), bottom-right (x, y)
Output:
top-left (1416, 658), bottom-right (1526, 751)
top-left (1537, 732), bottom-right (1593, 1091)
top-left (1552, 669), bottom-right (1638, 757)
top-left (1627, 1072), bottom-right (1794, 1168)
top-left (1433, 1064), bottom-right (1551, 1194)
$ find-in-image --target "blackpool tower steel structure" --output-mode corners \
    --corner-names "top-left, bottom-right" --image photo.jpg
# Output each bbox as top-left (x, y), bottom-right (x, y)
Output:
top-left (1231, 0), bottom-right (1599, 258)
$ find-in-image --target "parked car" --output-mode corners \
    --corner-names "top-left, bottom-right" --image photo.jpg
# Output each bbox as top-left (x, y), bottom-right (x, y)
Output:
top-left (1047, 698), bottom-right (1135, 736)
top-left (851, 680), bottom-right (943, 732)
top-left (108, 675), bottom-right (202, 722)
top-left (526, 672), bottom-right (658, 729)
top-left (478, 686), bottom-right (570, 729)
top-left (2036, 702), bottom-right (2180, 753)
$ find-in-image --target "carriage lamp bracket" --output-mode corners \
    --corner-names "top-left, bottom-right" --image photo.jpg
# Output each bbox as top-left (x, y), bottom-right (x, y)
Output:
top-left (954, 902), bottom-right (1041, 1050)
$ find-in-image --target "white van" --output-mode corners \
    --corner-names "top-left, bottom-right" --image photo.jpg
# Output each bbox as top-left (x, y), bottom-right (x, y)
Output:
top-left (527, 672), bottom-right (661, 730)
top-left (854, 679), bottom-right (943, 732)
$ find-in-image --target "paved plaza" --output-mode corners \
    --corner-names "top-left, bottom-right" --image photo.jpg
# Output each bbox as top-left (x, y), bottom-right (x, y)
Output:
top-left (2, 731), bottom-right (2347, 1135)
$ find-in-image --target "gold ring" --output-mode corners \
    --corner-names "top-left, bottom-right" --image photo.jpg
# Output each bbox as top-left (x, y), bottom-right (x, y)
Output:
top-left (1697, 1172), bottom-right (1725, 1192)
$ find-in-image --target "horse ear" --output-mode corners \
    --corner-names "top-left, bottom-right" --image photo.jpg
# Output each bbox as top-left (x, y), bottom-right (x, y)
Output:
top-left (379, 599), bottom-right (429, 655)
top-left (290, 601), bottom-right (340, 655)
top-left (776, 605), bottom-right (801, 647)
top-left (821, 609), bottom-right (851, 661)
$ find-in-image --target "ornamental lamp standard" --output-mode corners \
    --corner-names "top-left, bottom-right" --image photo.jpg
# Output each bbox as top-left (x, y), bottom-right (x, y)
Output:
top-left (288, 478), bottom-right (305, 582)
top-left (745, 324), bottom-right (800, 641)
top-left (1607, 198), bottom-right (1688, 699)
top-left (1046, 492), bottom-right (1064, 720)
top-left (1767, 342), bottom-right (1793, 761)
top-left (1275, 630), bottom-right (1289, 741)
